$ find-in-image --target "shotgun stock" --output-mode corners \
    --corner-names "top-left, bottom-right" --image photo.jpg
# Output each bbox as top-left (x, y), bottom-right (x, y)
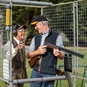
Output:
top-left (28, 56), bottom-right (40, 68)
top-left (29, 42), bottom-right (84, 68)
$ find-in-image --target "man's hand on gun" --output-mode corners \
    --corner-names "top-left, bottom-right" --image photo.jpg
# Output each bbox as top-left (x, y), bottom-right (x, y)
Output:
top-left (53, 48), bottom-right (60, 57)
top-left (37, 45), bottom-right (61, 57)
top-left (37, 45), bottom-right (47, 55)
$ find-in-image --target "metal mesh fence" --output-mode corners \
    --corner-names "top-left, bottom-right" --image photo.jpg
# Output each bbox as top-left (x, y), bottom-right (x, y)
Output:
top-left (43, 3), bottom-right (73, 47)
top-left (43, 1), bottom-right (87, 87)
top-left (0, 0), bottom-right (87, 87)
top-left (0, 4), bottom-right (6, 79)
top-left (0, 5), bottom-right (7, 44)
top-left (77, 1), bottom-right (87, 87)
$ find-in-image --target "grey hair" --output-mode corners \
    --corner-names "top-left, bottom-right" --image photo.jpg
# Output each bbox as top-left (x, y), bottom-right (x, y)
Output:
top-left (44, 21), bottom-right (48, 25)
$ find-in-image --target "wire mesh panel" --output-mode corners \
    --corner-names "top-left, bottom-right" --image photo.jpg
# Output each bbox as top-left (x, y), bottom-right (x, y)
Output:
top-left (0, 5), bottom-right (7, 44)
top-left (0, 4), bottom-right (7, 86)
top-left (77, 1), bottom-right (87, 87)
top-left (0, 1), bottom-right (87, 87)
top-left (43, 3), bottom-right (73, 47)
top-left (43, 1), bottom-right (87, 87)
top-left (43, 3), bottom-right (74, 87)
top-left (78, 1), bottom-right (87, 65)
top-left (43, 3), bottom-right (74, 65)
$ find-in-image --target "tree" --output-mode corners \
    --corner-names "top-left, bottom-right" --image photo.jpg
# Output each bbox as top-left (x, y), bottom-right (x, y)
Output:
top-left (12, 0), bottom-right (78, 45)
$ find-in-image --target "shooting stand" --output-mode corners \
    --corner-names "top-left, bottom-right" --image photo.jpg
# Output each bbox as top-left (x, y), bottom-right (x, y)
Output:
top-left (56, 54), bottom-right (72, 87)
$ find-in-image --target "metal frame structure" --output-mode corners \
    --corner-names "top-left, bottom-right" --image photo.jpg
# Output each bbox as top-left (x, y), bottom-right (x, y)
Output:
top-left (0, 0), bottom-right (52, 7)
top-left (0, 0), bottom-right (53, 87)
top-left (1, 0), bottom-right (72, 87)
top-left (0, 0), bottom-right (86, 87)
top-left (0, 0), bottom-right (73, 87)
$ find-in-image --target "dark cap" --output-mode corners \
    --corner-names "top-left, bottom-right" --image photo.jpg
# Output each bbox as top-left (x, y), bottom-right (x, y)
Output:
top-left (13, 24), bottom-right (27, 30)
top-left (31, 15), bottom-right (48, 25)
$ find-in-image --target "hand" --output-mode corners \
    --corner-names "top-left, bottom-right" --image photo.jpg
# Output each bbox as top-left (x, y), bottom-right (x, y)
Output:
top-left (37, 45), bottom-right (47, 55)
top-left (53, 48), bottom-right (60, 57)
top-left (15, 43), bottom-right (24, 51)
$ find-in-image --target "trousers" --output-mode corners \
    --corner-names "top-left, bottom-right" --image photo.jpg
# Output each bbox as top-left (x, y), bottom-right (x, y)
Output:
top-left (30, 69), bottom-right (55, 87)
top-left (5, 82), bottom-right (24, 87)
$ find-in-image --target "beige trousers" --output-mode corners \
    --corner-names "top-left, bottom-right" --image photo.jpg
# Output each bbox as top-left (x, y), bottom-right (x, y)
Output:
top-left (5, 82), bottom-right (24, 87)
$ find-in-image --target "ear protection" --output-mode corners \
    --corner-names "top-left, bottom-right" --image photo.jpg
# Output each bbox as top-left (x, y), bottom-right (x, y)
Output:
top-left (12, 25), bottom-right (27, 36)
top-left (12, 30), bottom-right (17, 36)
top-left (12, 25), bottom-right (19, 36)
top-left (12, 28), bottom-right (17, 36)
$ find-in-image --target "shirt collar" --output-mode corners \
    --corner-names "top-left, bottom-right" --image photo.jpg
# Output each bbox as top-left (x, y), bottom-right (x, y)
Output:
top-left (41, 28), bottom-right (50, 37)
top-left (13, 37), bottom-right (20, 44)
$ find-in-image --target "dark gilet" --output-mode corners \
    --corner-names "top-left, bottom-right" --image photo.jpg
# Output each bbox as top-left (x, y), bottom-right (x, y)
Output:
top-left (12, 38), bottom-right (26, 69)
top-left (33, 29), bottom-right (59, 75)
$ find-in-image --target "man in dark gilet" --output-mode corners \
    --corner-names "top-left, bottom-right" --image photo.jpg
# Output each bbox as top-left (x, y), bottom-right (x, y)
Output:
top-left (4, 25), bottom-right (27, 87)
top-left (27, 15), bottom-right (64, 87)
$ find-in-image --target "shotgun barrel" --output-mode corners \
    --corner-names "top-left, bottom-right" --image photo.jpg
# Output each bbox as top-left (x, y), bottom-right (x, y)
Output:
top-left (44, 42), bottom-right (84, 58)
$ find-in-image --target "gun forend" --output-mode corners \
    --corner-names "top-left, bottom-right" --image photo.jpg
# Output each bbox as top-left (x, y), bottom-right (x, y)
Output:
top-left (44, 42), bottom-right (84, 58)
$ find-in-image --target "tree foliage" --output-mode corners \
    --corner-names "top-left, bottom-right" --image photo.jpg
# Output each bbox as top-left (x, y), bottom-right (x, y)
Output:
top-left (12, 0), bottom-right (87, 46)
top-left (12, 0), bottom-right (74, 45)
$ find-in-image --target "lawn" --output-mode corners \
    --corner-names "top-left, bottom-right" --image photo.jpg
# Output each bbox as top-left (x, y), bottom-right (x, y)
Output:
top-left (0, 47), bottom-right (86, 87)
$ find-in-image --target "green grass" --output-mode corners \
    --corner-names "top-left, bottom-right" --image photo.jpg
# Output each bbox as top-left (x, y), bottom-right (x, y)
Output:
top-left (0, 59), bottom-right (86, 87)
top-left (0, 47), bottom-right (87, 87)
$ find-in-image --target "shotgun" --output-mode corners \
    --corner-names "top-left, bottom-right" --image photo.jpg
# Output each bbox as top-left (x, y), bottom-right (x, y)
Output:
top-left (28, 56), bottom-right (40, 68)
top-left (28, 42), bottom-right (84, 68)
